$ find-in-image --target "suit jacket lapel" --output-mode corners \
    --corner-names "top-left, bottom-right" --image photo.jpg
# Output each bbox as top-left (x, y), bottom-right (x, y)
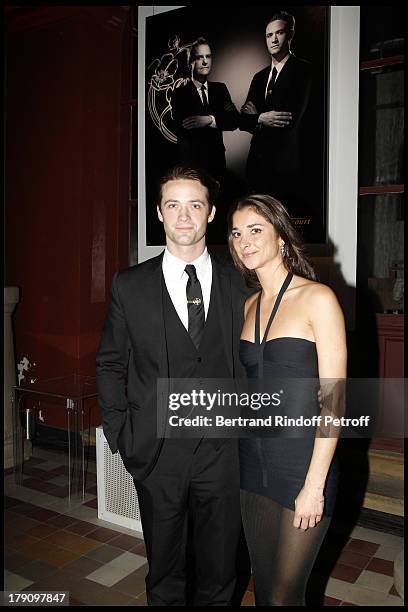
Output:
top-left (210, 254), bottom-right (234, 376)
top-left (275, 54), bottom-right (295, 87)
top-left (189, 80), bottom-right (204, 110)
top-left (142, 252), bottom-right (169, 378)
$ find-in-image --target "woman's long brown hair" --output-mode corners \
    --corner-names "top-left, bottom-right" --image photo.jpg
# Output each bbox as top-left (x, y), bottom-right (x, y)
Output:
top-left (228, 194), bottom-right (317, 288)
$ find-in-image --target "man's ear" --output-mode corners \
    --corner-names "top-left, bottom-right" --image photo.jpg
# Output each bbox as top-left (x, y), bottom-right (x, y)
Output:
top-left (208, 206), bottom-right (216, 223)
top-left (157, 206), bottom-right (164, 222)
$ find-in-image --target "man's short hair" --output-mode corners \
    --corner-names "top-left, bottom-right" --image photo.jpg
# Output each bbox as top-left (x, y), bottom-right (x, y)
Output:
top-left (189, 37), bottom-right (211, 64)
top-left (267, 10), bottom-right (295, 35)
top-left (157, 165), bottom-right (220, 210)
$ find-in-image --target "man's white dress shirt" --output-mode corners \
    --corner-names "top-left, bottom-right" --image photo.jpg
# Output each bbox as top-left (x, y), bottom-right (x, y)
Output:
top-left (162, 247), bottom-right (212, 330)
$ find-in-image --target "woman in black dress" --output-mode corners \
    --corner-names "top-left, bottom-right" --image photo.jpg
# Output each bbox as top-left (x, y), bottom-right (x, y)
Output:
top-left (228, 194), bottom-right (347, 606)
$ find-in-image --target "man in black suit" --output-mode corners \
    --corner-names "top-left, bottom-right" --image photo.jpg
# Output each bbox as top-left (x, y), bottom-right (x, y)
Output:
top-left (171, 37), bottom-right (239, 183)
top-left (96, 166), bottom-right (249, 606)
top-left (240, 11), bottom-right (312, 213)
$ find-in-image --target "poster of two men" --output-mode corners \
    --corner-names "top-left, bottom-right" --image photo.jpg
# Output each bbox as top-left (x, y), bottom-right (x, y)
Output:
top-left (142, 5), bottom-right (329, 246)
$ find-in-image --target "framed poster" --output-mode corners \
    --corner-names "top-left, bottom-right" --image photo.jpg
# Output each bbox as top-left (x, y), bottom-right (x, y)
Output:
top-left (139, 5), bottom-right (330, 249)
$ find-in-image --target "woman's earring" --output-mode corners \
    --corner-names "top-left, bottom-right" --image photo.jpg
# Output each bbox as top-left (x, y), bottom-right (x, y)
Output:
top-left (280, 242), bottom-right (285, 256)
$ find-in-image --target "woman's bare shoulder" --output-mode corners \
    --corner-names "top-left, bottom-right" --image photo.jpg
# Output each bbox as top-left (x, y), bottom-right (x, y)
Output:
top-left (296, 281), bottom-right (343, 323)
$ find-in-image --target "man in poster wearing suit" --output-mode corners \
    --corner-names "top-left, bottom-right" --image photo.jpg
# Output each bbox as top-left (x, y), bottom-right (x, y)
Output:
top-left (240, 11), bottom-right (312, 212)
top-left (171, 37), bottom-right (239, 183)
top-left (96, 166), bottom-right (249, 606)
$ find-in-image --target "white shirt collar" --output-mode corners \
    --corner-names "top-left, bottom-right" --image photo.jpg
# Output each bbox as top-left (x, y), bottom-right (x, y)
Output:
top-left (163, 247), bottom-right (210, 281)
top-left (193, 78), bottom-right (208, 92)
top-left (271, 51), bottom-right (291, 73)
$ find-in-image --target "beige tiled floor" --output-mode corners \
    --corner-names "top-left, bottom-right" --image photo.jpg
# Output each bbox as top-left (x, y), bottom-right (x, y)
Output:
top-left (4, 446), bottom-right (405, 606)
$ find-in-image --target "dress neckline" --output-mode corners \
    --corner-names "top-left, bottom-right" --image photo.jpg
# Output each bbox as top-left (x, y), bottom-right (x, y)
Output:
top-left (241, 337), bottom-right (316, 346)
top-left (255, 272), bottom-right (293, 345)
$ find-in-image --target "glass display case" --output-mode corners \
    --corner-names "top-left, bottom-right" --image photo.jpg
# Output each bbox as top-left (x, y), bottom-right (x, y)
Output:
top-left (13, 374), bottom-right (97, 502)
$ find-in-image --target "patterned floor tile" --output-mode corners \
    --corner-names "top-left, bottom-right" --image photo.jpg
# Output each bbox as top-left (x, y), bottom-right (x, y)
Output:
top-left (246, 576), bottom-right (254, 592)
top-left (345, 584), bottom-right (403, 606)
top-left (86, 564), bottom-right (136, 588)
top-left (109, 551), bottom-right (147, 572)
top-left (6, 532), bottom-right (41, 552)
top-left (5, 496), bottom-right (27, 509)
top-left (26, 523), bottom-right (61, 539)
top-left (46, 514), bottom-right (78, 528)
top-left (22, 477), bottom-right (57, 493)
top-left (21, 540), bottom-right (81, 567)
top-left (64, 505), bottom-right (99, 523)
top-left (350, 527), bottom-right (403, 548)
top-left (345, 538), bottom-right (380, 556)
top-left (5, 446), bottom-right (404, 608)
top-left (84, 544), bottom-right (127, 564)
top-left (130, 540), bottom-right (147, 557)
top-left (16, 560), bottom-right (59, 582)
top-left (84, 498), bottom-right (98, 509)
top-left (330, 563), bottom-right (363, 583)
top-left (324, 596), bottom-right (342, 605)
top-left (85, 526), bottom-right (120, 543)
top-left (324, 577), bottom-right (353, 601)
top-left (85, 472), bottom-right (97, 484)
top-left (112, 571), bottom-right (147, 597)
top-left (4, 552), bottom-right (33, 572)
top-left (43, 530), bottom-right (103, 555)
top-left (67, 597), bottom-right (85, 606)
top-left (5, 514), bottom-right (42, 533)
top-left (68, 578), bottom-right (135, 606)
top-left (62, 556), bottom-right (104, 577)
top-left (389, 585), bottom-right (400, 597)
top-left (64, 520), bottom-right (98, 536)
top-left (125, 596), bottom-right (149, 606)
top-left (375, 544), bottom-right (401, 562)
top-left (354, 570), bottom-right (395, 594)
top-left (48, 475), bottom-right (70, 487)
top-left (4, 510), bottom-right (18, 525)
top-left (366, 557), bottom-right (395, 576)
top-left (4, 571), bottom-right (34, 592)
top-left (7, 486), bottom-right (64, 507)
top-left (108, 533), bottom-right (142, 551)
top-left (37, 460), bottom-right (67, 471)
top-left (38, 497), bottom-right (80, 513)
top-left (28, 508), bottom-right (61, 522)
top-left (20, 568), bottom-right (80, 594)
top-left (25, 456), bottom-right (47, 465)
top-left (336, 550), bottom-right (371, 570)
top-left (47, 486), bottom-right (70, 499)
top-left (11, 502), bottom-right (42, 516)
top-left (241, 590), bottom-right (255, 606)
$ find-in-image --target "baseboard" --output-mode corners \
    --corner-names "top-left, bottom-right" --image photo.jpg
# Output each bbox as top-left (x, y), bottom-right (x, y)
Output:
top-left (356, 507), bottom-right (404, 536)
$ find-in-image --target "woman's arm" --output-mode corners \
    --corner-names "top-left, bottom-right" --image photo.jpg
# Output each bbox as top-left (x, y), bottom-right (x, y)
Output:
top-left (293, 284), bottom-right (347, 530)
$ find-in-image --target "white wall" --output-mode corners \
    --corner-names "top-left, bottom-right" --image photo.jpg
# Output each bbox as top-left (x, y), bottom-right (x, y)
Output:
top-left (327, 6), bottom-right (360, 327)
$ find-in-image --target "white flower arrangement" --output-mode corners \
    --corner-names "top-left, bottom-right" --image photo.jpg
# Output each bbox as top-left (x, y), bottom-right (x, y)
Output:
top-left (17, 356), bottom-right (37, 385)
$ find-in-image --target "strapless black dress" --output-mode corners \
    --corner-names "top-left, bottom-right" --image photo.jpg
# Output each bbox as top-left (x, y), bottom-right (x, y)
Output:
top-left (239, 273), bottom-right (338, 516)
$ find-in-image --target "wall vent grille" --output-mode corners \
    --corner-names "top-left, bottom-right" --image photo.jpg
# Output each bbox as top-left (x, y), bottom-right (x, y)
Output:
top-left (96, 426), bottom-right (143, 534)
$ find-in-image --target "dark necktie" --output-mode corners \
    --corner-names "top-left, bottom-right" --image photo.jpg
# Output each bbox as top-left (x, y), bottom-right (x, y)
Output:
top-left (201, 84), bottom-right (209, 111)
top-left (185, 264), bottom-right (205, 349)
top-left (265, 66), bottom-right (278, 105)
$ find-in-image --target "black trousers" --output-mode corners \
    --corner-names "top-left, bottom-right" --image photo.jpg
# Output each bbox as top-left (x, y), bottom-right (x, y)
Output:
top-left (133, 439), bottom-right (241, 606)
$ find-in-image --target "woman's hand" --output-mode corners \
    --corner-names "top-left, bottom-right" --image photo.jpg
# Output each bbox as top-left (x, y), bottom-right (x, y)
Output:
top-left (293, 483), bottom-right (325, 530)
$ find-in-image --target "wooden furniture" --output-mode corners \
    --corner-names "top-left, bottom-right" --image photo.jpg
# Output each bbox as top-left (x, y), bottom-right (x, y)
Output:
top-left (370, 314), bottom-right (404, 452)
